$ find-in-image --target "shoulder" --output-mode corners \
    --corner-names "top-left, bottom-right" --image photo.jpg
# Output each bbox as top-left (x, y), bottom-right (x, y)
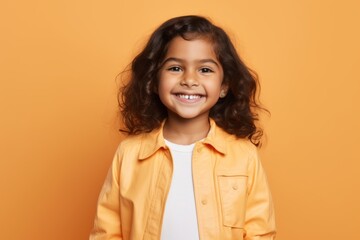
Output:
top-left (114, 133), bottom-right (146, 156)
top-left (119, 133), bottom-right (145, 147)
top-left (231, 137), bottom-right (257, 154)
top-left (215, 124), bottom-right (257, 155)
top-left (225, 137), bottom-right (258, 165)
top-left (115, 127), bottom-right (164, 159)
top-left (207, 120), bottom-right (257, 158)
top-left (210, 124), bottom-right (258, 170)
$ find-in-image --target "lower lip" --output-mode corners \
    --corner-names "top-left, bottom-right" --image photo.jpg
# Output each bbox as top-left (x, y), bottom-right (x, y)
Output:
top-left (174, 95), bottom-right (204, 104)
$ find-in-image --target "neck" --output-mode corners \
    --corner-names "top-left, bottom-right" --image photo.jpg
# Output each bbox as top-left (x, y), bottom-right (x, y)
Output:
top-left (163, 115), bottom-right (210, 145)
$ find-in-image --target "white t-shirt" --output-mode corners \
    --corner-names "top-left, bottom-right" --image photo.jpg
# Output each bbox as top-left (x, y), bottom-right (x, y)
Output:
top-left (161, 139), bottom-right (200, 240)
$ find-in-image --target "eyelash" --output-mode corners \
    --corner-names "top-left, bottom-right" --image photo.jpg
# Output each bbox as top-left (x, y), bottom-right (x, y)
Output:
top-left (199, 67), bottom-right (214, 73)
top-left (166, 66), bottom-right (214, 73)
top-left (167, 66), bottom-right (182, 72)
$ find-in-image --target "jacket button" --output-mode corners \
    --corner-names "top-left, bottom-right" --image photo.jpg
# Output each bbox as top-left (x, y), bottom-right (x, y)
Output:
top-left (201, 199), bottom-right (207, 205)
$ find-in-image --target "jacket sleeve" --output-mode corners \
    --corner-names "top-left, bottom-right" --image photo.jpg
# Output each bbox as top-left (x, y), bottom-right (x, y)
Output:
top-left (90, 148), bottom-right (122, 240)
top-left (244, 148), bottom-right (276, 240)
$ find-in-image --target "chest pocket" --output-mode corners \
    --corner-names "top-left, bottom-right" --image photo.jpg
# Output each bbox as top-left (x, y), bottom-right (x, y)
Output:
top-left (217, 174), bottom-right (248, 228)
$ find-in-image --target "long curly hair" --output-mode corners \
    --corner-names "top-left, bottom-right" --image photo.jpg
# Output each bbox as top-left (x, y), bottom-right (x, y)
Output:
top-left (119, 15), bottom-right (267, 146)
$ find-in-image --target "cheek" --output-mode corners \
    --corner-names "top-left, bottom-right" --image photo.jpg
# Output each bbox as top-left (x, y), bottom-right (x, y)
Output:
top-left (205, 80), bottom-right (223, 94)
top-left (158, 78), bottom-right (167, 92)
top-left (157, 73), bottom-right (166, 91)
top-left (158, 73), bottom-right (178, 90)
top-left (157, 77), bottom-right (172, 98)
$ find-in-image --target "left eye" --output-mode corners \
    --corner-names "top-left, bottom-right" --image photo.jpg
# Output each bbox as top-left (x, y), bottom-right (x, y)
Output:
top-left (200, 68), bottom-right (213, 73)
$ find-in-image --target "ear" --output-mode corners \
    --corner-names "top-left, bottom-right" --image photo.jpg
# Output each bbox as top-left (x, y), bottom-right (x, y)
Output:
top-left (219, 84), bottom-right (229, 98)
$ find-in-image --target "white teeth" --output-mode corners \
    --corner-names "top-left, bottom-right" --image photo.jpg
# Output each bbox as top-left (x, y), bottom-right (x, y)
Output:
top-left (177, 94), bottom-right (201, 100)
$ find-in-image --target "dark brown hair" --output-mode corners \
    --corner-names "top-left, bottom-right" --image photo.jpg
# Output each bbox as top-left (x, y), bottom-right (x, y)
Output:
top-left (119, 15), bottom-right (267, 146)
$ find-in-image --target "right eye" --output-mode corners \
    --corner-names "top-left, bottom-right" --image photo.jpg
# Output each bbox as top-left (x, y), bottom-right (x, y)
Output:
top-left (167, 66), bottom-right (182, 72)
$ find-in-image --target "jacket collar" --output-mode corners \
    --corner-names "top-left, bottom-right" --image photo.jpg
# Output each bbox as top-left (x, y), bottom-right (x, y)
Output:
top-left (138, 118), bottom-right (227, 160)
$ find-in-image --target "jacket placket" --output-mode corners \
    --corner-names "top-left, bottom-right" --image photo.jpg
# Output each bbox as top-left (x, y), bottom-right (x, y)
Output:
top-left (143, 150), bottom-right (172, 240)
top-left (192, 143), bottom-right (221, 239)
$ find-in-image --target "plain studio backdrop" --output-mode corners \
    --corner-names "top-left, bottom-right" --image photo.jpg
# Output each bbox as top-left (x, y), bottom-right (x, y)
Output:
top-left (1, 0), bottom-right (359, 239)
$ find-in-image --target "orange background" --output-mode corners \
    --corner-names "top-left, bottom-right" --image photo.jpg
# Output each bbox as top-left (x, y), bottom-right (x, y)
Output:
top-left (1, 0), bottom-right (359, 239)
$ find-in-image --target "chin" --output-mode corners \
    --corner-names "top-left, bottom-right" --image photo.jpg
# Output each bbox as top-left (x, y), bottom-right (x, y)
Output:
top-left (176, 112), bottom-right (207, 120)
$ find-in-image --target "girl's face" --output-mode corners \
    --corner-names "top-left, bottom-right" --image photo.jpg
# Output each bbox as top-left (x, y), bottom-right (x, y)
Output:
top-left (158, 36), bottom-right (227, 122)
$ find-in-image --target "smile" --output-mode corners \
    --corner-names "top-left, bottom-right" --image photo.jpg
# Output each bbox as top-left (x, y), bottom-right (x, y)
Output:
top-left (176, 94), bottom-right (203, 100)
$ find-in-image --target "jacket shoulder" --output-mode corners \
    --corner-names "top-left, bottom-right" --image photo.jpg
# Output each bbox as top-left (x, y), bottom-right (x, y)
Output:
top-left (116, 133), bottom-right (148, 152)
top-left (218, 128), bottom-right (257, 154)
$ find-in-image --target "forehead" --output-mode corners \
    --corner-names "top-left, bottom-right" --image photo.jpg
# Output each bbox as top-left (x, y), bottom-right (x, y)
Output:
top-left (165, 36), bottom-right (217, 60)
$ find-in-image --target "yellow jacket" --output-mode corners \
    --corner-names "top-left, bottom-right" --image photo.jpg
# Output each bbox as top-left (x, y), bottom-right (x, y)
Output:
top-left (90, 119), bottom-right (276, 240)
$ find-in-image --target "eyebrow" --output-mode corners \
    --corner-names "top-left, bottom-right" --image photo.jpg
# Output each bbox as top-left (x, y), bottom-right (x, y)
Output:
top-left (162, 57), bottom-right (220, 67)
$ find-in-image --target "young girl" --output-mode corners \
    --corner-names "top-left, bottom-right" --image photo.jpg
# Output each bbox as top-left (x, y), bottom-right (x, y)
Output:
top-left (90, 15), bottom-right (276, 240)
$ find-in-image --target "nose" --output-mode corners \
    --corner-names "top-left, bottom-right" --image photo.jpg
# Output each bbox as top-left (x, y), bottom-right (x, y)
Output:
top-left (180, 70), bottom-right (199, 87)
